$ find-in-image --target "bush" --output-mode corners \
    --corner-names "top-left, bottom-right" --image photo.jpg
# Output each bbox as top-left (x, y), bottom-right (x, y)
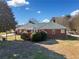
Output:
top-left (32, 32), bottom-right (41, 42)
top-left (21, 33), bottom-right (30, 41)
top-left (32, 31), bottom-right (48, 42)
top-left (64, 35), bottom-right (78, 40)
top-left (40, 31), bottom-right (48, 40)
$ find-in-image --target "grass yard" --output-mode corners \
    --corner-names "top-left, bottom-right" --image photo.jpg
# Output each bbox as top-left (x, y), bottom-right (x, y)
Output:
top-left (0, 32), bottom-right (79, 59)
top-left (0, 39), bottom-right (79, 59)
top-left (7, 35), bottom-right (22, 41)
top-left (0, 32), bottom-right (12, 35)
top-left (0, 40), bottom-right (66, 59)
top-left (0, 32), bottom-right (22, 41)
top-left (0, 32), bottom-right (6, 35)
top-left (0, 34), bottom-right (21, 41)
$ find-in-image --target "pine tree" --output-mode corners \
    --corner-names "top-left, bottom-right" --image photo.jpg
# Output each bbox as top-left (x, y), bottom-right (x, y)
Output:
top-left (0, 0), bottom-right (17, 32)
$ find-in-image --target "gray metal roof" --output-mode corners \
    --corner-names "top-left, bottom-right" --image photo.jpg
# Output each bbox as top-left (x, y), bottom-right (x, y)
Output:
top-left (16, 23), bottom-right (34, 30)
top-left (16, 22), bottom-right (66, 30)
top-left (38, 22), bottom-right (66, 29)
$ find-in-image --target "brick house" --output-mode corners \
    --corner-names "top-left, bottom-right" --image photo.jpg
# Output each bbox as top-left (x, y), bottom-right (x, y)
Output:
top-left (16, 22), bottom-right (66, 38)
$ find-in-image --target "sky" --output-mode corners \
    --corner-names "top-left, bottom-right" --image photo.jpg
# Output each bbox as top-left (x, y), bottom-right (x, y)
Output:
top-left (6, 0), bottom-right (79, 25)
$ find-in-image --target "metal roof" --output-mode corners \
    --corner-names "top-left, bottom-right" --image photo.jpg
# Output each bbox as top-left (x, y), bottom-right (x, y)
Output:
top-left (37, 22), bottom-right (66, 29)
top-left (16, 22), bottom-right (66, 30)
top-left (16, 23), bottom-right (34, 30)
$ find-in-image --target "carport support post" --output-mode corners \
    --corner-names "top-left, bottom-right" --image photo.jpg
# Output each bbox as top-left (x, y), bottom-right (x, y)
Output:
top-left (5, 25), bottom-right (7, 40)
top-left (65, 29), bottom-right (67, 38)
top-left (5, 31), bottom-right (7, 40)
top-left (14, 29), bottom-right (16, 41)
top-left (15, 33), bottom-right (16, 41)
top-left (65, 29), bottom-right (66, 34)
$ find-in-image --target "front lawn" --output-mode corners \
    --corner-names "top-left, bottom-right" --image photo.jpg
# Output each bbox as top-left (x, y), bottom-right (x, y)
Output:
top-left (0, 41), bottom-right (49, 59)
top-left (0, 41), bottom-right (66, 59)
top-left (0, 32), bottom-right (6, 35)
top-left (0, 35), bottom-right (21, 41)
top-left (7, 35), bottom-right (21, 41)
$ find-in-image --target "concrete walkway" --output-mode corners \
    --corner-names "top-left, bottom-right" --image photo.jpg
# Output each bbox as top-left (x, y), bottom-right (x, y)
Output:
top-left (67, 33), bottom-right (79, 38)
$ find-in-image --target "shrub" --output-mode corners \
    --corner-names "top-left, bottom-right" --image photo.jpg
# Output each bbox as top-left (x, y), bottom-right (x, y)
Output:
top-left (32, 31), bottom-right (48, 42)
top-left (64, 35), bottom-right (78, 40)
top-left (40, 31), bottom-right (48, 40)
top-left (21, 33), bottom-right (30, 41)
top-left (32, 32), bottom-right (41, 42)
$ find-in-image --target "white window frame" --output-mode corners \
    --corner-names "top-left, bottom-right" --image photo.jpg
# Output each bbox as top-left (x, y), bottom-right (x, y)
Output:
top-left (61, 29), bottom-right (65, 33)
top-left (52, 29), bottom-right (55, 34)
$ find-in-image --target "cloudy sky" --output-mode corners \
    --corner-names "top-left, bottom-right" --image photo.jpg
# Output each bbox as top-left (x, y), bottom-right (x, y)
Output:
top-left (6, 0), bottom-right (79, 24)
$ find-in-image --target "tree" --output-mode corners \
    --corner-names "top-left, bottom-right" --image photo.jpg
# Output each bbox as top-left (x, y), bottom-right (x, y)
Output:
top-left (28, 18), bottom-right (38, 24)
top-left (65, 15), bottom-right (71, 19)
top-left (63, 15), bottom-right (71, 30)
top-left (0, 0), bottom-right (17, 32)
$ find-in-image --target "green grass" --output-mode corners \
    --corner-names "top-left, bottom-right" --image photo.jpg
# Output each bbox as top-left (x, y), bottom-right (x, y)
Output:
top-left (7, 35), bottom-right (22, 41)
top-left (0, 32), bottom-right (12, 35)
top-left (0, 32), bottom-right (6, 35)
top-left (0, 32), bottom-right (21, 41)
top-left (63, 35), bottom-right (78, 40)
top-left (34, 53), bottom-right (49, 59)
top-left (0, 35), bottom-right (22, 41)
top-left (0, 51), bottom-right (50, 59)
top-left (0, 41), bottom-right (13, 46)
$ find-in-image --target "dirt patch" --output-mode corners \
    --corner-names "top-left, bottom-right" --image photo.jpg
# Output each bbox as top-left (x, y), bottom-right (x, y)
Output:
top-left (38, 40), bottom-right (79, 59)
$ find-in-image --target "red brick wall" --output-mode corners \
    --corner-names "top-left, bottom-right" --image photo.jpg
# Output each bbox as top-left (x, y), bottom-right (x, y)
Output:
top-left (44, 29), bottom-right (53, 38)
top-left (55, 29), bottom-right (61, 34)
top-left (43, 29), bottom-right (66, 38)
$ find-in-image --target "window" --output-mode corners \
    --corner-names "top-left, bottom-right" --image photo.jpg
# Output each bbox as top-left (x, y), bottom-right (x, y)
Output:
top-left (52, 29), bottom-right (55, 34)
top-left (61, 29), bottom-right (65, 33)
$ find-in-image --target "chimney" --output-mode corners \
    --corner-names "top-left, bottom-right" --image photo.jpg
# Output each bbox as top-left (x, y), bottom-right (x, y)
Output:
top-left (50, 17), bottom-right (56, 23)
